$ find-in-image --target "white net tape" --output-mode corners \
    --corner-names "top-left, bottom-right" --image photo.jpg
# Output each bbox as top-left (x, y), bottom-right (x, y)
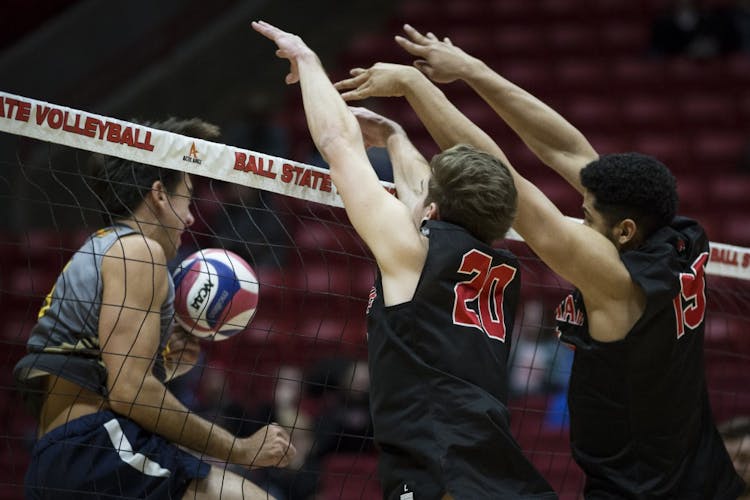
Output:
top-left (2, 90), bottom-right (747, 281)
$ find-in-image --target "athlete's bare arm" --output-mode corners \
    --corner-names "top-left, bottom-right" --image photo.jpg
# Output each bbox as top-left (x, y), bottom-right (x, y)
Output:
top-left (162, 325), bottom-right (201, 382)
top-left (349, 106), bottom-right (431, 214)
top-left (252, 20), bottom-right (427, 306)
top-left (99, 235), bottom-right (295, 468)
top-left (336, 63), bottom-right (643, 342)
top-left (395, 24), bottom-right (599, 193)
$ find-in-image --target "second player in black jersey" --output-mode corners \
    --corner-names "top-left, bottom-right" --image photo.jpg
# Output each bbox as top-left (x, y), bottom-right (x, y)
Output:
top-left (557, 217), bottom-right (741, 497)
top-left (368, 220), bottom-right (554, 498)
top-left (255, 20), bottom-right (556, 499)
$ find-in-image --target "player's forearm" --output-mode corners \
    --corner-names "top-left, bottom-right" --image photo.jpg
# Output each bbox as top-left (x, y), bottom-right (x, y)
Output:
top-left (110, 375), bottom-right (244, 464)
top-left (460, 59), bottom-right (597, 192)
top-left (385, 129), bottom-right (430, 208)
top-left (401, 73), bottom-right (513, 167)
top-left (297, 53), bottom-right (363, 165)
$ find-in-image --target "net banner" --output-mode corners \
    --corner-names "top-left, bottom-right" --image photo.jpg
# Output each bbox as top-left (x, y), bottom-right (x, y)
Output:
top-left (1, 90), bottom-right (748, 281)
top-left (0, 90), bottom-right (397, 208)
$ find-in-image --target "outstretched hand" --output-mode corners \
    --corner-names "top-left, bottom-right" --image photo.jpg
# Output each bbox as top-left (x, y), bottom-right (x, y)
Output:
top-left (334, 62), bottom-right (421, 101)
top-left (349, 106), bottom-right (403, 148)
top-left (251, 20), bottom-right (316, 84)
top-left (395, 24), bottom-right (476, 84)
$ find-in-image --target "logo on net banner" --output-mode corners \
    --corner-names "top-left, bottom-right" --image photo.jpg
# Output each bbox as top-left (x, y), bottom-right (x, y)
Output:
top-left (183, 142), bottom-right (202, 165)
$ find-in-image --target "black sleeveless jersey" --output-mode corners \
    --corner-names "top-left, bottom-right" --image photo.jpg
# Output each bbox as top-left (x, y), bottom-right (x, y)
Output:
top-left (367, 220), bottom-right (555, 499)
top-left (556, 216), bottom-right (745, 498)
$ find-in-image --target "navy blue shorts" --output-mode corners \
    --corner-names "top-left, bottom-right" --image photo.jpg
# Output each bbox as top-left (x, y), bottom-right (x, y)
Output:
top-left (25, 410), bottom-right (210, 499)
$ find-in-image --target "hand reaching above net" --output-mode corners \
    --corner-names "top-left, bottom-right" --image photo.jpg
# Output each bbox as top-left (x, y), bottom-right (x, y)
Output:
top-left (395, 24), bottom-right (480, 84)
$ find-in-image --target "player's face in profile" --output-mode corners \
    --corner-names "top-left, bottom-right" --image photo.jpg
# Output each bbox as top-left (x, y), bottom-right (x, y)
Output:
top-left (582, 191), bottom-right (617, 246)
top-left (163, 174), bottom-right (195, 259)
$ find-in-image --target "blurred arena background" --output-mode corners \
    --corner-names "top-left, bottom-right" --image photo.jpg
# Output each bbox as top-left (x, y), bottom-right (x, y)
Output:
top-left (1, 1), bottom-right (749, 498)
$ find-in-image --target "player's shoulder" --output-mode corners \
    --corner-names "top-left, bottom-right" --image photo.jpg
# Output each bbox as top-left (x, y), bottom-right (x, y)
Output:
top-left (104, 231), bottom-right (167, 266)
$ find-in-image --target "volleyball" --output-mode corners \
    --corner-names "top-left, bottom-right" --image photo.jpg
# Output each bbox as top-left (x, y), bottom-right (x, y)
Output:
top-left (172, 249), bottom-right (259, 340)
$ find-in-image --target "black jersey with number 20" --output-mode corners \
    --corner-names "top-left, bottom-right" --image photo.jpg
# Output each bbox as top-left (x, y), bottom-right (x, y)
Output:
top-left (367, 220), bottom-right (556, 500)
top-left (556, 216), bottom-right (745, 498)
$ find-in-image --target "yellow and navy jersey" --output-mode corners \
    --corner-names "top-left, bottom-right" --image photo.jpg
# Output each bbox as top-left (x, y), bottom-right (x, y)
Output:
top-left (14, 224), bottom-right (175, 415)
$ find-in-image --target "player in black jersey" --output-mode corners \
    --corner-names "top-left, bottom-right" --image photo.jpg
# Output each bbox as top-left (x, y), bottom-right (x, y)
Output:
top-left (14, 118), bottom-right (294, 499)
top-left (334, 25), bottom-right (746, 498)
top-left (254, 21), bottom-right (556, 500)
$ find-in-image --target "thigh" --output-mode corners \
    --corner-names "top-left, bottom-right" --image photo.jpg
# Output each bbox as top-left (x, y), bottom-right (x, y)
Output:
top-left (184, 466), bottom-right (275, 500)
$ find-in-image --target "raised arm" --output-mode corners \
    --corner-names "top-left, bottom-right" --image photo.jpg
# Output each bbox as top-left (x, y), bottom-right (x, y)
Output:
top-left (336, 63), bottom-right (638, 340)
top-left (349, 106), bottom-right (431, 214)
top-left (395, 25), bottom-right (598, 193)
top-left (252, 21), bottom-right (426, 294)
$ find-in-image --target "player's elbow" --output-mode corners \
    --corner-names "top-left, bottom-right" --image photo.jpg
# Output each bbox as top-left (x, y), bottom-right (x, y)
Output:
top-left (106, 376), bottom-right (159, 416)
top-left (107, 387), bottom-right (137, 416)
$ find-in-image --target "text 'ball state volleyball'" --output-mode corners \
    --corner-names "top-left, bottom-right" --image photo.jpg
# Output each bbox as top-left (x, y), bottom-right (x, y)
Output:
top-left (172, 249), bottom-right (259, 340)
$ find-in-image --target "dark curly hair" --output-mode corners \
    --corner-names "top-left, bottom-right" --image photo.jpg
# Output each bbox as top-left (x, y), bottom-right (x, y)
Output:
top-left (426, 144), bottom-right (517, 244)
top-left (580, 152), bottom-right (678, 239)
top-left (87, 117), bottom-right (220, 224)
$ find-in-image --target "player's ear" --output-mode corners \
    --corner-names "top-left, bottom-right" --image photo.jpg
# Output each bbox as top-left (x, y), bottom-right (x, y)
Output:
top-left (615, 218), bottom-right (638, 247)
top-left (424, 201), bottom-right (439, 221)
top-left (150, 179), bottom-right (168, 203)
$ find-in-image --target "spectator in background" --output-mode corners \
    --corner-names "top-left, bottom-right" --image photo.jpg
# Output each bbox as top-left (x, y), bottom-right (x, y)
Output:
top-left (248, 365), bottom-right (317, 500)
top-left (650, 0), bottom-right (740, 57)
top-left (508, 300), bottom-right (573, 431)
top-left (730, 0), bottom-right (750, 51)
top-left (509, 300), bottom-right (567, 397)
top-left (255, 357), bottom-right (374, 500)
top-left (310, 358), bottom-right (373, 458)
top-left (193, 361), bottom-right (256, 438)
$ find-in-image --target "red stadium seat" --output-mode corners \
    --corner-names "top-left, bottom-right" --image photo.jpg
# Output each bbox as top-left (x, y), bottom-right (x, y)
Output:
top-left (679, 93), bottom-right (739, 127)
top-left (554, 59), bottom-right (608, 89)
top-left (692, 131), bottom-right (747, 170)
top-left (563, 96), bottom-right (620, 131)
top-left (491, 27), bottom-right (547, 56)
top-left (723, 53), bottom-right (750, 90)
top-left (676, 175), bottom-right (709, 213)
top-left (631, 134), bottom-right (690, 172)
top-left (587, 0), bottom-right (653, 19)
top-left (546, 23), bottom-right (596, 56)
top-left (610, 58), bottom-right (668, 92)
top-left (621, 94), bottom-right (676, 129)
top-left (536, 0), bottom-right (582, 20)
top-left (708, 174), bottom-right (750, 206)
top-left (491, 0), bottom-right (539, 23)
top-left (720, 212), bottom-right (750, 247)
top-left (666, 57), bottom-right (726, 91)
top-left (293, 218), bottom-right (368, 255)
top-left (598, 21), bottom-right (648, 55)
top-left (441, 0), bottom-right (488, 25)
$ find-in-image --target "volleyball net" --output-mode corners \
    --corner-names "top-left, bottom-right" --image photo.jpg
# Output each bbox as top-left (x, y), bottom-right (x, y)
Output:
top-left (1, 91), bottom-right (748, 499)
